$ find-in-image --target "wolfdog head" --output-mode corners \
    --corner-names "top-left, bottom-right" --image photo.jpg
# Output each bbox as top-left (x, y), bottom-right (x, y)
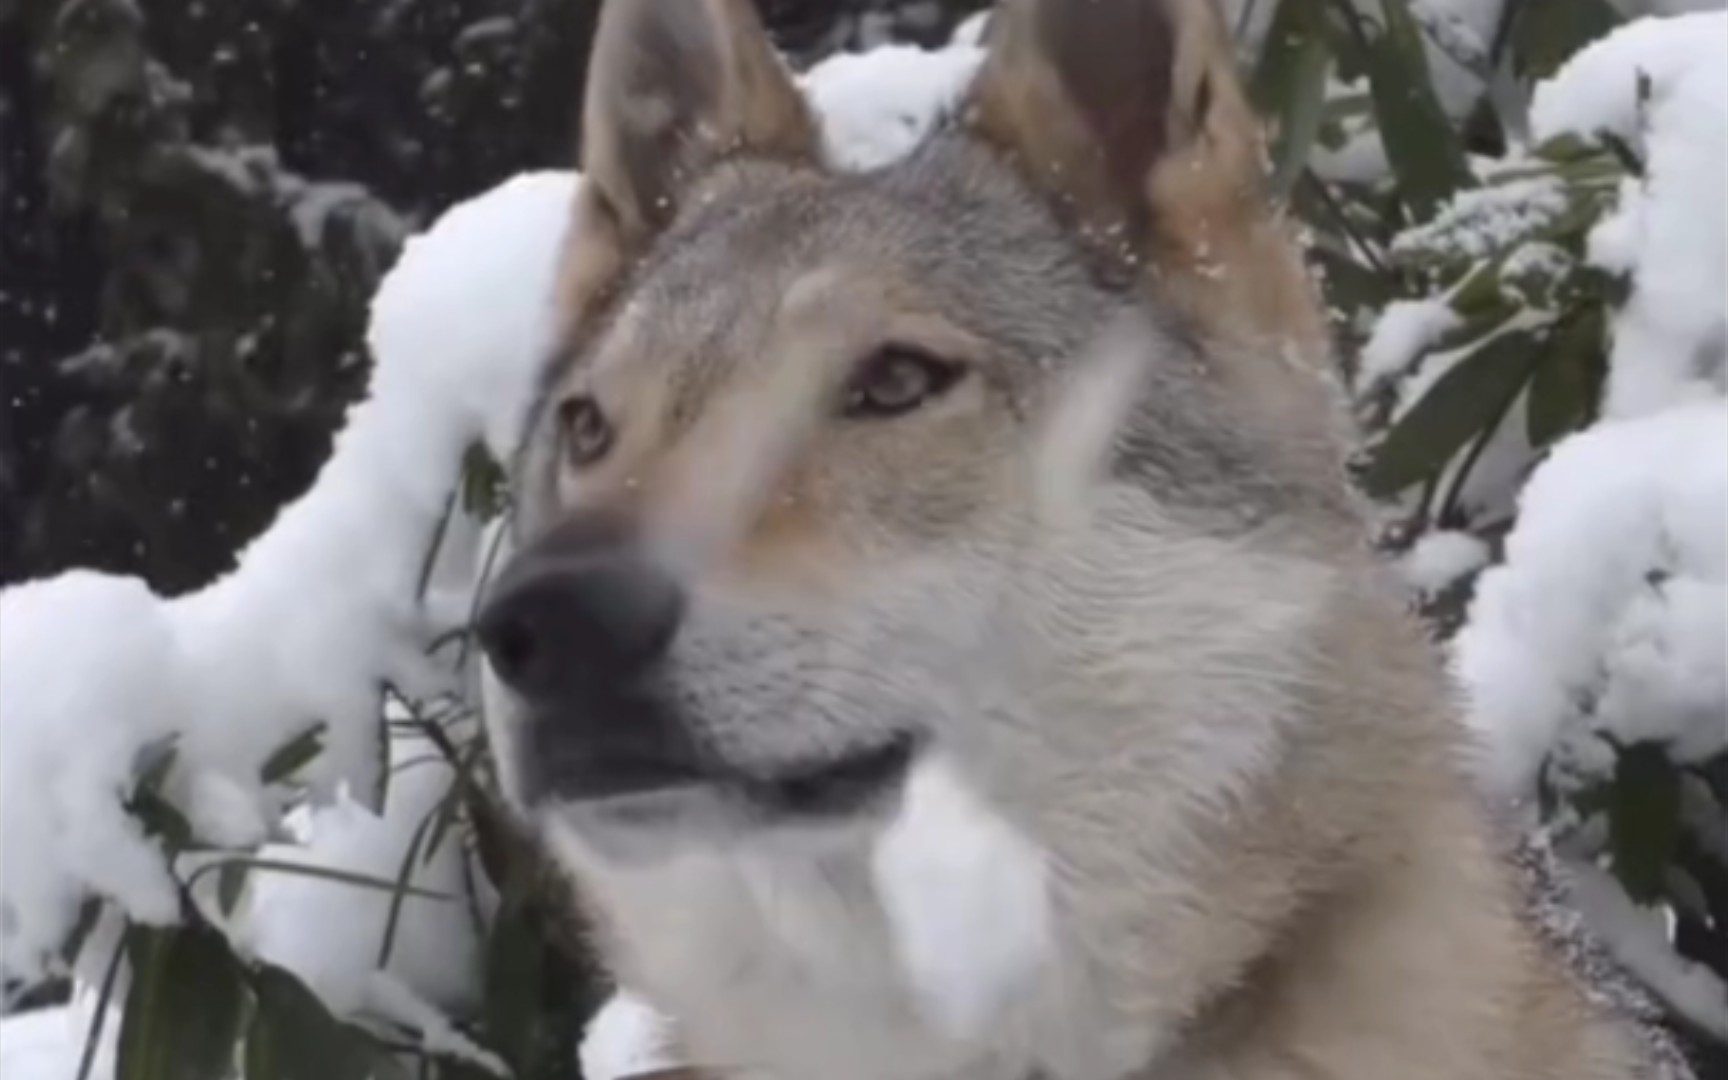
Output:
top-left (478, 0), bottom-right (1363, 865)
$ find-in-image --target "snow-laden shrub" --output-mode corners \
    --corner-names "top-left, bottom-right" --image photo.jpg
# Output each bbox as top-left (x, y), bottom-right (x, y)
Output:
top-left (2, 3), bottom-right (1724, 1078)
top-left (1303, 1), bottom-right (1728, 1048)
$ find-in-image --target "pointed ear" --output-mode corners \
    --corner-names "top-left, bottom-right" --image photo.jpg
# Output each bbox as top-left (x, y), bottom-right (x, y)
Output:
top-left (578, 0), bottom-right (819, 246)
top-left (963, 0), bottom-right (1324, 359)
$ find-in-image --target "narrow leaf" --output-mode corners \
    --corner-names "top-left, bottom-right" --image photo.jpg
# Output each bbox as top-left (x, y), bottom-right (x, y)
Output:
top-left (217, 861), bottom-right (250, 917)
top-left (460, 443), bottom-right (508, 520)
top-left (1526, 307), bottom-right (1607, 447)
top-left (1610, 742), bottom-right (1683, 905)
top-left (1354, 0), bottom-right (1476, 218)
top-left (116, 924), bottom-right (246, 1080)
top-left (246, 964), bottom-right (378, 1080)
top-left (1251, 0), bottom-right (1334, 197)
top-left (127, 791), bottom-right (195, 852)
top-left (260, 724), bottom-right (328, 785)
top-left (1511, 0), bottom-right (1622, 82)
top-left (480, 893), bottom-right (546, 1078)
top-left (76, 926), bottom-right (128, 1080)
top-left (376, 802), bottom-right (443, 969)
top-left (1360, 327), bottom-right (1544, 497)
top-left (133, 739), bottom-right (180, 795)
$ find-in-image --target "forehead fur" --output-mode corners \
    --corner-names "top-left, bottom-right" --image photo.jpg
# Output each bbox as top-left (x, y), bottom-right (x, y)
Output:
top-left (548, 135), bottom-right (1130, 407)
top-left (530, 131), bottom-right (1351, 542)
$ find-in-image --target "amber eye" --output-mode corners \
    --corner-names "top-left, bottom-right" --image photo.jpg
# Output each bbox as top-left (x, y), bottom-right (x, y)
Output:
top-left (841, 347), bottom-right (965, 420)
top-left (557, 395), bottom-right (614, 467)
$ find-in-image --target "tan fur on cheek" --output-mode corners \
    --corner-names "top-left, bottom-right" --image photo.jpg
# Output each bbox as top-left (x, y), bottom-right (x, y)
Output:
top-left (703, 476), bottom-right (860, 599)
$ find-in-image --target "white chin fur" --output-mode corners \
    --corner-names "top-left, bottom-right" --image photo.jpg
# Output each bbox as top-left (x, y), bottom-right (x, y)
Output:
top-left (870, 757), bottom-right (1052, 1042)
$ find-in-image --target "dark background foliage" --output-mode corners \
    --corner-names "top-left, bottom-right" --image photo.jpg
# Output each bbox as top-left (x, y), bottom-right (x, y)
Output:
top-left (0, 0), bottom-right (987, 594)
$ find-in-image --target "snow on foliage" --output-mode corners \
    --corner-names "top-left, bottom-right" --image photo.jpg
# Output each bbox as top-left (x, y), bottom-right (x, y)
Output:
top-left (0, 169), bottom-right (574, 992)
top-left (0, 575), bottom-right (186, 971)
top-left (1459, 402), bottom-right (1727, 796)
top-left (0, 996), bottom-right (117, 1080)
top-left (240, 726), bottom-right (484, 1017)
top-left (1400, 528), bottom-right (1492, 596)
top-left (1530, 10), bottom-right (1728, 418)
top-left (1439, 10), bottom-right (1728, 1036)
top-left (1455, 10), bottom-right (1727, 799)
top-left (1357, 297), bottom-right (1461, 389)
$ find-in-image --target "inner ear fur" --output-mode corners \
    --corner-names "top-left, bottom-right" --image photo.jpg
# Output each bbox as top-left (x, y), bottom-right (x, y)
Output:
top-left (553, 0), bottom-right (821, 350)
top-left (580, 0), bottom-right (817, 242)
top-left (964, 0), bottom-right (1327, 363)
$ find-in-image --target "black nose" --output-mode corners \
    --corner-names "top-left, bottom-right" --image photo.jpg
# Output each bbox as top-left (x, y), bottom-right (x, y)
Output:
top-left (475, 541), bottom-right (685, 703)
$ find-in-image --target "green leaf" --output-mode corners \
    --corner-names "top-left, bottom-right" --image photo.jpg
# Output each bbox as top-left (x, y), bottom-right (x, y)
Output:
top-left (423, 738), bottom-right (487, 868)
top-left (1353, 0), bottom-right (1476, 219)
top-left (1251, 0), bottom-right (1334, 197)
top-left (480, 886), bottom-right (596, 1080)
top-left (1446, 260), bottom-right (1508, 319)
top-left (1526, 307), bottom-right (1607, 447)
top-left (1359, 327), bottom-right (1544, 498)
top-left (417, 487), bottom-right (460, 603)
top-left (245, 964), bottom-right (379, 1080)
top-left (133, 739), bottom-right (180, 796)
top-left (77, 925), bottom-right (129, 1080)
top-left (240, 1011), bottom-right (284, 1080)
top-left (461, 444), bottom-right (508, 521)
top-left (375, 802), bottom-right (443, 969)
top-left (217, 861), bottom-right (251, 918)
top-left (1511, 0), bottom-right (1623, 82)
top-left (1609, 742), bottom-right (1683, 905)
top-left (260, 724), bottom-right (328, 785)
top-left (116, 924), bottom-right (246, 1080)
top-left (62, 896), bottom-right (106, 970)
top-left (480, 893), bottom-right (547, 1078)
top-left (128, 791), bottom-right (196, 852)
top-left (126, 738), bottom-right (194, 850)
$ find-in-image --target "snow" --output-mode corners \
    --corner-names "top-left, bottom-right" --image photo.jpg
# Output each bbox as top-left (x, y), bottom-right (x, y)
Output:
top-left (1456, 11), bottom-right (1728, 800)
top-left (1531, 11), bottom-right (1728, 418)
top-left (1357, 297), bottom-right (1460, 388)
top-left (238, 726), bottom-right (482, 1017)
top-left (1401, 529), bottom-right (1491, 595)
top-left (1457, 400), bottom-right (1726, 798)
top-left (1568, 860), bottom-right (1728, 1042)
top-left (0, 999), bottom-right (115, 1080)
top-left (798, 41), bottom-right (983, 171)
top-left (1389, 174), bottom-right (1570, 263)
top-left (0, 573), bottom-right (185, 975)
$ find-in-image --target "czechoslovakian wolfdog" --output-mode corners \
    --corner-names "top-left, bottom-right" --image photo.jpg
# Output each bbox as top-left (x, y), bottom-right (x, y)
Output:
top-left (475, 1), bottom-right (1676, 1076)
